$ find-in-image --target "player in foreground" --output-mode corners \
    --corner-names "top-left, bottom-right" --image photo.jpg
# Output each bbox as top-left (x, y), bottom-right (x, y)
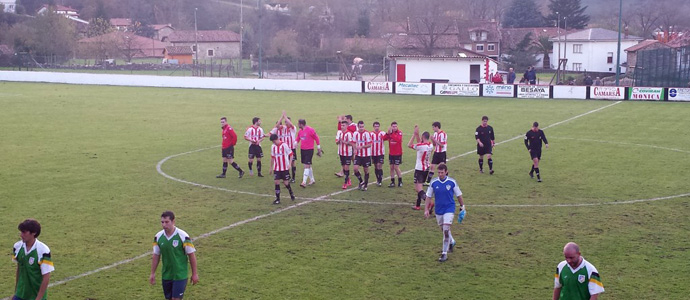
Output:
top-left (244, 117), bottom-right (265, 177)
top-left (150, 211), bottom-right (199, 300)
top-left (13, 219), bottom-right (54, 300)
top-left (296, 119), bottom-right (323, 188)
top-left (270, 111), bottom-right (297, 182)
top-left (370, 121), bottom-right (387, 187)
top-left (427, 121), bottom-right (447, 184)
top-left (408, 125), bottom-right (433, 210)
top-left (336, 120), bottom-right (353, 189)
top-left (525, 121), bottom-right (549, 182)
top-left (269, 133), bottom-right (296, 204)
top-left (553, 242), bottom-right (604, 300)
top-left (217, 117), bottom-right (244, 178)
top-left (424, 163), bottom-right (465, 262)
top-left (384, 121), bottom-right (404, 187)
top-left (475, 116), bottom-right (495, 174)
top-left (352, 121), bottom-right (373, 191)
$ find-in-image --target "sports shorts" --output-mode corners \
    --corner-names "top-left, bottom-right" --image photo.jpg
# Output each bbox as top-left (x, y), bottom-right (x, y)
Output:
top-left (339, 155), bottom-right (352, 166)
top-left (432, 152), bottom-right (447, 164)
top-left (414, 170), bottom-right (429, 184)
top-left (162, 279), bottom-right (188, 300)
top-left (222, 146), bottom-right (235, 159)
top-left (354, 156), bottom-right (371, 167)
top-left (529, 149), bottom-right (542, 160)
top-left (248, 144), bottom-right (263, 159)
top-left (436, 212), bottom-right (455, 226)
top-left (301, 149), bottom-right (314, 165)
top-left (371, 155), bottom-right (385, 165)
top-left (273, 170), bottom-right (291, 181)
top-left (389, 155), bottom-right (402, 165)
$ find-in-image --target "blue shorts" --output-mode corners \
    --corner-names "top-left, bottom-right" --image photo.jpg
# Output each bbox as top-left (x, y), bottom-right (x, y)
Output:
top-left (162, 279), bottom-right (188, 299)
top-left (13, 296), bottom-right (25, 300)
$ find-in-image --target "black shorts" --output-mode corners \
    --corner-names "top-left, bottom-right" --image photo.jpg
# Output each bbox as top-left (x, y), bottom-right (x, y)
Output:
top-left (354, 156), bottom-right (371, 167)
top-left (371, 155), bottom-right (385, 165)
top-left (291, 148), bottom-right (297, 161)
top-left (222, 146), bottom-right (235, 159)
top-left (477, 144), bottom-right (492, 156)
top-left (530, 149), bottom-right (542, 160)
top-left (389, 155), bottom-right (402, 165)
top-left (162, 279), bottom-right (187, 300)
top-left (301, 149), bottom-right (314, 165)
top-left (248, 144), bottom-right (263, 159)
top-left (414, 170), bottom-right (429, 184)
top-left (432, 152), bottom-right (447, 165)
top-left (273, 170), bottom-right (291, 181)
top-left (339, 155), bottom-right (352, 166)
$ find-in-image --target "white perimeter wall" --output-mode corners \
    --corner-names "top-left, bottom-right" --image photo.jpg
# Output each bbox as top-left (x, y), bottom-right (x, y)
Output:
top-left (399, 59), bottom-right (487, 83)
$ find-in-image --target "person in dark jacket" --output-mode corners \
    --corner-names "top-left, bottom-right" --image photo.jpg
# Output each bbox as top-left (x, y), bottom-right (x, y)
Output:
top-left (525, 66), bottom-right (537, 85)
top-left (507, 68), bottom-right (516, 84)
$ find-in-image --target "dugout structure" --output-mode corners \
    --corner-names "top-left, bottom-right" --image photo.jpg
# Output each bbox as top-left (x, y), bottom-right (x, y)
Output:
top-left (634, 45), bottom-right (690, 87)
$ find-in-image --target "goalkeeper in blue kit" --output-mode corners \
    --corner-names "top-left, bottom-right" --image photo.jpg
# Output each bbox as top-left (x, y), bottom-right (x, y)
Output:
top-left (424, 163), bottom-right (465, 262)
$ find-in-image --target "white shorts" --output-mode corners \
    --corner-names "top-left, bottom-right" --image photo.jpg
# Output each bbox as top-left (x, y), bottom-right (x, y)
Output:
top-left (436, 213), bottom-right (454, 226)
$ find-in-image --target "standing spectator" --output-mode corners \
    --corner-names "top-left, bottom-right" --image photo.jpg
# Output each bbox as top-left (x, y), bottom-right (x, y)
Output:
top-left (593, 77), bottom-right (602, 86)
top-left (507, 67), bottom-right (516, 84)
top-left (553, 242), bottom-right (604, 300)
top-left (526, 66), bottom-right (537, 85)
top-left (492, 72), bottom-right (504, 84)
top-left (584, 75), bottom-right (593, 86)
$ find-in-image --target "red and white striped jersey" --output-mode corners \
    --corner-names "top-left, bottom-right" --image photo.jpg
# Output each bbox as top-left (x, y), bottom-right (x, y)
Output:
top-left (244, 126), bottom-right (265, 145)
top-left (370, 130), bottom-right (386, 156)
top-left (335, 130), bottom-right (354, 156)
top-left (352, 130), bottom-right (372, 157)
top-left (413, 142), bottom-right (433, 171)
top-left (270, 125), bottom-right (297, 149)
top-left (432, 130), bottom-right (447, 153)
top-left (271, 142), bottom-right (293, 171)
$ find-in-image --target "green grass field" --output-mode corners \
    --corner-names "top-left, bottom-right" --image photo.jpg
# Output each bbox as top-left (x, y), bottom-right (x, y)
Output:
top-left (1, 81), bottom-right (689, 299)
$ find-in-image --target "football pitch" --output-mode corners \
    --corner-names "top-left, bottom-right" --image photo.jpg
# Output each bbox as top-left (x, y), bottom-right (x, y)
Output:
top-left (1, 81), bottom-right (689, 299)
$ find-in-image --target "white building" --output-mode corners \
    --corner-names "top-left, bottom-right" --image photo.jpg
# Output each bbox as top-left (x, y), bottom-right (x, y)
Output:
top-left (1, 0), bottom-right (16, 13)
top-left (549, 28), bottom-right (643, 73)
top-left (389, 52), bottom-right (498, 83)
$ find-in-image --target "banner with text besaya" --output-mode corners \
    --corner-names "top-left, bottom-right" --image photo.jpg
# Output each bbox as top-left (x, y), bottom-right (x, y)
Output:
top-left (590, 86), bottom-right (625, 100)
top-left (629, 87), bottom-right (664, 101)
top-left (517, 85), bottom-right (550, 99)
top-left (482, 84), bottom-right (514, 98)
top-left (395, 82), bottom-right (432, 95)
top-left (364, 81), bottom-right (393, 93)
top-left (668, 88), bottom-right (690, 101)
top-left (435, 83), bottom-right (480, 96)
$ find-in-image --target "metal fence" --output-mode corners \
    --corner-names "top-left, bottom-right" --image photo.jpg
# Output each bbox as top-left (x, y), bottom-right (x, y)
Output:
top-left (634, 46), bottom-right (690, 87)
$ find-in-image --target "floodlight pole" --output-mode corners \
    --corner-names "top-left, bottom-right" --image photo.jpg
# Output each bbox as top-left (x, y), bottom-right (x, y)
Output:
top-left (615, 0), bottom-right (623, 86)
top-left (194, 8), bottom-right (199, 64)
top-left (556, 12), bottom-right (561, 84)
top-left (258, 0), bottom-right (263, 78)
top-left (239, 0), bottom-right (243, 77)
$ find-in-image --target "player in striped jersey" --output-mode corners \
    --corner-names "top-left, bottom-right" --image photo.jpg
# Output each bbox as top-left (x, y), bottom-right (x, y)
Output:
top-left (351, 121), bottom-right (373, 191)
top-left (336, 120), bottom-right (354, 189)
top-left (270, 111), bottom-right (297, 182)
top-left (370, 121), bottom-right (387, 187)
top-left (335, 115), bottom-right (357, 177)
top-left (427, 121), bottom-right (447, 184)
top-left (408, 125), bottom-right (433, 210)
top-left (269, 134), bottom-right (295, 204)
top-left (244, 117), bottom-right (265, 177)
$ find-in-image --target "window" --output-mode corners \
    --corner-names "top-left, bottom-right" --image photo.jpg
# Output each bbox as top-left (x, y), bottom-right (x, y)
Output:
top-left (192, 45), bottom-right (197, 52)
top-left (476, 44), bottom-right (484, 52)
top-left (207, 49), bottom-right (215, 57)
top-left (607, 52), bottom-right (614, 64)
top-left (573, 63), bottom-right (582, 71)
top-left (487, 44), bottom-right (495, 51)
top-left (573, 44), bottom-right (583, 53)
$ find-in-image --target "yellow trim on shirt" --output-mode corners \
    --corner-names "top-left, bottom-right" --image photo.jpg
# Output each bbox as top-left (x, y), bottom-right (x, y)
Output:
top-left (183, 242), bottom-right (195, 248)
top-left (589, 278), bottom-right (603, 287)
top-left (39, 260), bottom-right (54, 266)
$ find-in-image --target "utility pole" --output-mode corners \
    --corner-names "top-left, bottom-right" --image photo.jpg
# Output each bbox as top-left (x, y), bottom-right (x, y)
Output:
top-left (258, 0), bottom-right (263, 78)
top-left (615, 0), bottom-right (622, 86)
top-left (239, 0), bottom-right (243, 77)
top-left (194, 8), bottom-right (199, 65)
top-left (556, 11), bottom-right (560, 84)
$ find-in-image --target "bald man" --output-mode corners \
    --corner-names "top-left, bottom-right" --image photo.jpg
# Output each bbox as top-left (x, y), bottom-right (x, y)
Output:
top-left (553, 242), bottom-right (604, 300)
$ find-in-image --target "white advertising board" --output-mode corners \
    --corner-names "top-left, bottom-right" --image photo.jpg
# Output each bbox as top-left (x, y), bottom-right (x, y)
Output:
top-left (436, 83), bottom-right (480, 96)
top-left (590, 86), bottom-right (625, 100)
top-left (395, 82), bottom-right (432, 95)
top-left (553, 86), bottom-right (587, 99)
top-left (517, 85), bottom-right (550, 99)
top-left (482, 84), bottom-right (514, 98)
top-left (364, 81), bottom-right (393, 93)
top-left (668, 88), bottom-right (690, 101)
top-left (629, 87), bottom-right (664, 101)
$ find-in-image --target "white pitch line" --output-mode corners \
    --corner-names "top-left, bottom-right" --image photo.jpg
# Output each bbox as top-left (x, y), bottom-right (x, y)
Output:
top-left (33, 101), bottom-right (622, 293)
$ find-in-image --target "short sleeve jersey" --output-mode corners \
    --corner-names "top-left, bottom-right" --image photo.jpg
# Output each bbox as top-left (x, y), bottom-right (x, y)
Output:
top-left (475, 125), bottom-right (494, 146)
top-left (370, 130), bottom-right (386, 156)
top-left (554, 258), bottom-right (604, 300)
top-left (271, 142), bottom-right (293, 171)
top-left (352, 131), bottom-right (372, 157)
top-left (270, 125), bottom-right (296, 149)
top-left (425, 177), bottom-right (462, 215)
top-left (413, 142), bottom-right (433, 171)
top-left (432, 130), bottom-right (447, 153)
top-left (152, 228), bottom-right (196, 281)
top-left (245, 126), bottom-right (265, 145)
top-left (13, 240), bottom-right (54, 300)
top-left (336, 130), bottom-right (354, 157)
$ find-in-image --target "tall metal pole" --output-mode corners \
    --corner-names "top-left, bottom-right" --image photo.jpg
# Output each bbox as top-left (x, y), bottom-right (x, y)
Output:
top-left (615, 0), bottom-right (623, 86)
top-left (194, 8), bottom-right (198, 64)
top-left (239, 0), bottom-right (243, 77)
top-left (258, 0), bottom-right (263, 78)
top-left (556, 12), bottom-right (561, 83)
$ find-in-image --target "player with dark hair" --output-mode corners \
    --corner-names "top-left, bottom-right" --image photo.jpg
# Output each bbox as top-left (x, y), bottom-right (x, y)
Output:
top-left (244, 117), bottom-right (265, 177)
top-left (370, 121), bottom-right (387, 187)
top-left (13, 219), bottom-right (54, 300)
top-left (217, 117), bottom-right (244, 178)
top-left (296, 119), bottom-right (323, 188)
top-left (427, 121), bottom-right (447, 184)
top-left (352, 120), bottom-right (373, 191)
top-left (408, 125), bottom-right (433, 210)
top-left (525, 121), bottom-right (549, 182)
top-left (150, 211), bottom-right (199, 300)
top-left (384, 121), bottom-right (404, 187)
top-left (336, 120), bottom-right (354, 189)
top-left (335, 115), bottom-right (357, 178)
top-left (270, 111), bottom-right (297, 182)
top-left (424, 163), bottom-right (465, 262)
top-left (269, 133), bottom-right (295, 204)
top-left (475, 116), bottom-right (495, 174)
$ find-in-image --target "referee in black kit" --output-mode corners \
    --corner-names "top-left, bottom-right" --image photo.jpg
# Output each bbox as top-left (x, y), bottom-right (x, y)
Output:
top-left (525, 122), bottom-right (549, 182)
top-left (475, 116), bottom-right (495, 174)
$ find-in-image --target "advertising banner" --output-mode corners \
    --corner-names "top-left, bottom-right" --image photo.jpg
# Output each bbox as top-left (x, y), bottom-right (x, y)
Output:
top-left (482, 84), bottom-right (514, 98)
top-left (517, 85), bottom-right (550, 99)
top-left (668, 88), bottom-right (690, 101)
top-left (629, 87), bottom-right (664, 101)
top-left (395, 82), bottom-right (432, 95)
top-left (590, 86), bottom-right (625, 100)
top-left (436, 83), bottom-right (480, 96)
top-left (553, 86), bottom-right (587, 99)
top-left (364, 81), bottom-right (393, 93)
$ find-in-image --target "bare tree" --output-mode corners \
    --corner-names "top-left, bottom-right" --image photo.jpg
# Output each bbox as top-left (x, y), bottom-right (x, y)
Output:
top-left (392, 0), bottom-right (457, 55)
top-left (117, 32), bottom-right (145, 62)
